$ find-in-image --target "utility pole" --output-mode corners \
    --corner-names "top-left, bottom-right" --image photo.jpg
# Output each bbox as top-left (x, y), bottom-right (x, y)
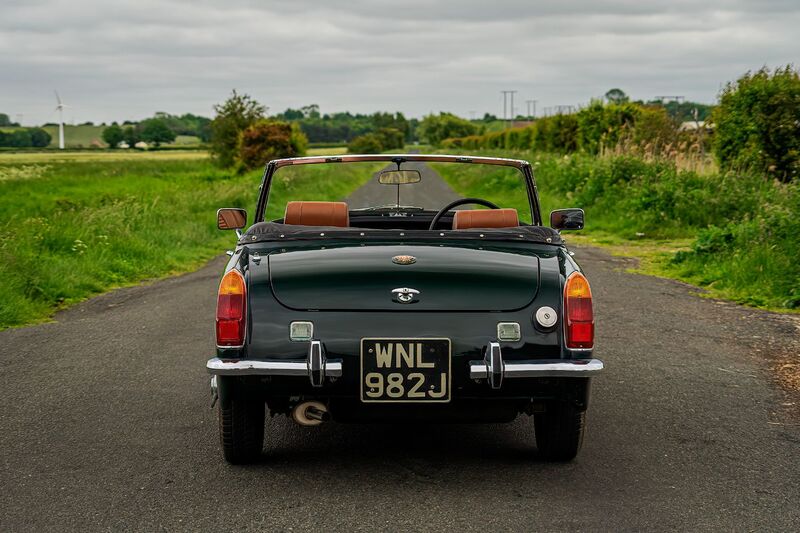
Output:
top-left (501, 90), bottom-right (517, 128)
top-left (526, 99), bottom-right (538, 119)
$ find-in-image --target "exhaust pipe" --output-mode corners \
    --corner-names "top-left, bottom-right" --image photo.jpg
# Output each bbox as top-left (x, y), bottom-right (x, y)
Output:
top-left (291, 401), bottom-right (330, 426)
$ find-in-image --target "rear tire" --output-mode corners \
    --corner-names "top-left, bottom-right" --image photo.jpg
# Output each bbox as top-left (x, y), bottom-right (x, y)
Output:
top-left (534, 402), bottom-right (586, 461)
top-left (218, 380), bottom-right (265, 465)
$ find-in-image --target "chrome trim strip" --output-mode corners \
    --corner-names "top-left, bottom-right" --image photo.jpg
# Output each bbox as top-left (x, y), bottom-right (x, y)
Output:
top-left (206, 357), bottom-right (343, 378)
top-left (470, 358), bottom-right (604, 379)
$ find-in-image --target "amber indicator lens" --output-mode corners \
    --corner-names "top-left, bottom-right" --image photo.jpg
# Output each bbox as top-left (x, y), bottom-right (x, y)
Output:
top-left (564, 272), bottom-right (594, 349)
top-left (216, 270), bottom-right (246, 346)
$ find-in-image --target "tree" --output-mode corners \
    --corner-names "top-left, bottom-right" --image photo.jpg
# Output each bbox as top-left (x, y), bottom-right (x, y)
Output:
top-left (713, 66), bottom-right (800, 182)
top-left (28, 128), bottom-right (52, 148)
top-left (605, 88), bottom-right (629, 104)
top-left (301, 104), bottom-right (320, 119)
top-left (140, 119), bottom-right (176, 147)
top-left (102, 124), bottom-right (125, 148)
top-left (0, 113), bottom-right (12, 127)
top-left (236, 120), bottom-right (307, 172)
top-left (210, 90), bottom-right (266, 168)
top-left (123, 126), bottom-right (140, 146)
top-left (417, 112), bottom-right (479, 145)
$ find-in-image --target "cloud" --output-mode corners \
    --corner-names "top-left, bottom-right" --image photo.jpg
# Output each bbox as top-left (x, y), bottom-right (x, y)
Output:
top-left (1, 0), bottom-right (798, 124)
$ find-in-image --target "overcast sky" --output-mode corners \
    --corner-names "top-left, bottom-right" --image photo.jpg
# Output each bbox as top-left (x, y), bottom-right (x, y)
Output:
top-left (2, 0), bottom-right (798, 125)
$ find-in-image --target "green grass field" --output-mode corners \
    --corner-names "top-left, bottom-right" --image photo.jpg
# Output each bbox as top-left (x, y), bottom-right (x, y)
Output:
top-left (0, 150), bottom-right (372, 329)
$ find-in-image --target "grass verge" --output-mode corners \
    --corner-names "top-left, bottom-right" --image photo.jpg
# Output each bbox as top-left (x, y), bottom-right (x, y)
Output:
top-left (0, 151), bottom-right (372, 329)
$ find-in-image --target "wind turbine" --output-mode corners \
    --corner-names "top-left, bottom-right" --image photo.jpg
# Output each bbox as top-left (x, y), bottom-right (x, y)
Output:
top-left (54, 91), bottom-right (68, 149)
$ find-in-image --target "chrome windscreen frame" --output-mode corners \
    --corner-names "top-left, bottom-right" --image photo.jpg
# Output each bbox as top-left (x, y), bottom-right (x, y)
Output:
top-left (253, 154), bottom-right (542, 226)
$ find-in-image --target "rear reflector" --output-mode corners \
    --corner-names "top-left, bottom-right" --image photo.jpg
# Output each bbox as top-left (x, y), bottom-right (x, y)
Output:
top-left (216, 270), bottom-right (246, 347)
top-left (564, 272), bottom-right (594, 349)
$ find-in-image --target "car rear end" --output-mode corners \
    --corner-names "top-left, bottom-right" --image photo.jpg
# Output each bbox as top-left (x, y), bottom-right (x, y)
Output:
top-left (207, 239), bottom-right (602, 463)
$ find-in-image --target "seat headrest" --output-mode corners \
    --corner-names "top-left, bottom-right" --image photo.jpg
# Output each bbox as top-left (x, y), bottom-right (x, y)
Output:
top-left (284, 201), bottom-right (349, 227)
top-left (452, 208), bottom-right (519, 230)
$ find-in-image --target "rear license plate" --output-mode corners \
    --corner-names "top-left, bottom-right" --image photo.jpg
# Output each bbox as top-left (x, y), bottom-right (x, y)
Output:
top-left (360, 338), bottom-right (451, 403)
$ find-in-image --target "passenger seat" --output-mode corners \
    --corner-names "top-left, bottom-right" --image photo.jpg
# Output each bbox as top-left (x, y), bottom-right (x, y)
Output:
top-left (283, 201), bottom-right (350, 227)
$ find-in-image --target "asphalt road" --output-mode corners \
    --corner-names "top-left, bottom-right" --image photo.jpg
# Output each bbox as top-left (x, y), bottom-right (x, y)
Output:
top-left (2, 167), bottom-right (799, 532)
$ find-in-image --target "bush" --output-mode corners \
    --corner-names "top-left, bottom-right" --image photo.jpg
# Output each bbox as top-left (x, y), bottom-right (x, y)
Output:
top-left (713, 66), bottom-right (800, 182)
top-left (29, 128), bottom-right (52, 148)
top-left (236, 120), bottom-right (307, 171)
top-left (375, 127), bottom-right (405, 150)
top-left (347, 133), bottom-right (384, 154)
top-left (434, 102), bottom-right (681, 156)
top-left (417, 113), bottom-right (479, 146)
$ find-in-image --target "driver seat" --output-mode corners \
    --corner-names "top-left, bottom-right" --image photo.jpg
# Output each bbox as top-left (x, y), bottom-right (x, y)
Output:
top-left (453, 208), bottom-right (519, 230)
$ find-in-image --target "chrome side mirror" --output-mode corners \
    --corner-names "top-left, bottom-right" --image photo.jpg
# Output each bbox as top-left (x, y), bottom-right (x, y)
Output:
top-left (217, 208), bottom-right (247, 230)
top-left (550, 208), bottom-right (584, 231)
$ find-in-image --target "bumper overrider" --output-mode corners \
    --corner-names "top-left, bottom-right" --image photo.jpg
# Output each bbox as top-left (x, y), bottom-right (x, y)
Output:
top-left (207, 340), bottom-right (603, 389)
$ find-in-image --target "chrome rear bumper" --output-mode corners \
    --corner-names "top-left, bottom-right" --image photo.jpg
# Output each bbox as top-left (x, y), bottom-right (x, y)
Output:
top-left (469, 342), bottom-right (603, 388)
top-left (206, 358), bottom-right (343, 377)
top-left (207, 340), bottom-right (342, 387)
top-left (207, 341), bottom-right (602, 391)
top-left (469, 359), bottom-right (604, 379)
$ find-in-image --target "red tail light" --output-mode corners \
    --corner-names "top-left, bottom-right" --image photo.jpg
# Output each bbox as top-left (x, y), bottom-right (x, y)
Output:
top-left (216, 270), bottom-right (246, 347)
top-left (564, 272), bottom-right (594, 349)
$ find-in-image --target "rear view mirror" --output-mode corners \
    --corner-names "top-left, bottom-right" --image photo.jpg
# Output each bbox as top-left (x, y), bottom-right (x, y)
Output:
top-left (550, 208), bottom-right (584, 231)
top-left (217, 208), bottom-right (247, 230)
top-left (378, 169), bottom-right (422, 185)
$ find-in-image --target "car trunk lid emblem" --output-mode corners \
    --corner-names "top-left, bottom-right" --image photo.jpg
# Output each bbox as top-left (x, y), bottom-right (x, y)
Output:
top-left (392, 255), bottom-right (416, 265)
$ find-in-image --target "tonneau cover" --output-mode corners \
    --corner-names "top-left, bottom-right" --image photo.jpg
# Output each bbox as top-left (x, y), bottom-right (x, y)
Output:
top-left (240, 222), bottom-right (563, 246)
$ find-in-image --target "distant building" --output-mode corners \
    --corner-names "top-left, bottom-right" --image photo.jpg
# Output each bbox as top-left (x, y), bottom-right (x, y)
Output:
top-left (134, 141), bottom-right (149, 149)
top-left (117, 142), bottom-right (130, 149)
top-left (679, 121), bottom-right (713, 132)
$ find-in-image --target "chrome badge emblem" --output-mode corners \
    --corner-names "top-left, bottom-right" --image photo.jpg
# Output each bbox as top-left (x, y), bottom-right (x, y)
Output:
top-left (391, 287), bottom-right (420, 304)
top-left (392, 255), bottom-right (416, 265)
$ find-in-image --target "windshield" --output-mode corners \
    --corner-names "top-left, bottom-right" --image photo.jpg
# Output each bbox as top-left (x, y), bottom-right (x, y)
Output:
top-left (263, 157), bottom-right (534, 225)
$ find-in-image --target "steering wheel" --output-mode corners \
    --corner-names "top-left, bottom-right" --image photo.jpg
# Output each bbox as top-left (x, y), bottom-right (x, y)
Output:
top-left (428, 197), bottom-right (501, 230)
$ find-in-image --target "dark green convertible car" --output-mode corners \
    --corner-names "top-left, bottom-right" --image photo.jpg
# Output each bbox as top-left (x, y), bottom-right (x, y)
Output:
top-left (208, 154), bottom-right (603, 463)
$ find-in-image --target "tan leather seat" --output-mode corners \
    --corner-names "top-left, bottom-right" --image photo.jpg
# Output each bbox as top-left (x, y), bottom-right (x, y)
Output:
top-left (453, 208), bottom-right (519, 230)
top-left (284, 201), bottom-right (349, 227)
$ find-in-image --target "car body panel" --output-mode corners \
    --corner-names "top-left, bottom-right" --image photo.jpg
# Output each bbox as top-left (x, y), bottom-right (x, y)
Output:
top-left (268, 244), bottom-right (540, 312)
